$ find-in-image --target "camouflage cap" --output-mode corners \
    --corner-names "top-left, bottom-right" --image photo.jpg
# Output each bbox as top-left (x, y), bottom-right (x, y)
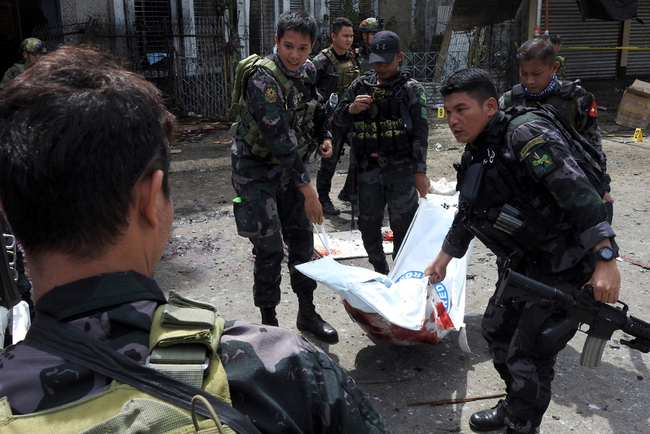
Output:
top-left (359, 17), bottom-right (382, 33)
top-left (21, 38), bottom-right (47, 55)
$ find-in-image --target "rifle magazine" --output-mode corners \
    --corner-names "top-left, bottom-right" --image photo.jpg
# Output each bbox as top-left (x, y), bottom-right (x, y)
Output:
top-left (580, 335), bottom-right (607, 367)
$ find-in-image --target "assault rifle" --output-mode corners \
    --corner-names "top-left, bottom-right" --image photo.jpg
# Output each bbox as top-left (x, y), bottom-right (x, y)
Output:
top-left (496, 269), bottom-right (650, 368)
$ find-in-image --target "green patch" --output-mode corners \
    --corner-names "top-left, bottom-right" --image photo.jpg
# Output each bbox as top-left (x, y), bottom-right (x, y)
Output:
top-left (520, 136), bottom-right (546, 159)
top-left (421, 106), bottom-right (428, 119)
top-left (527, 150), bottom-right (557, 179)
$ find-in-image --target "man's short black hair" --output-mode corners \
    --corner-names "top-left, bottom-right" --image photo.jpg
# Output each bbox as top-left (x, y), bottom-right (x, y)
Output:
top-left (331, 17), bottom-right (353, 35)
top-left (0, 45), bottom-right (175, 259)
top-left (549, 34), bottom-right (562, 46)
top-left (276, 10), bottom-right (318, 43)
top-left (440, 68), bottom-right (497, 104)
top-left (517, 38), bottom-right (557, 66)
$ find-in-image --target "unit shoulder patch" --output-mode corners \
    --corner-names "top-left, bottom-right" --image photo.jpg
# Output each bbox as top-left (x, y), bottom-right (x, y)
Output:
top-left (519, 136), bottom-right (546, 159)
top-left (264, 83), bottom-right (278, 103)
top-left (526, 147), bottom-right (558, 180)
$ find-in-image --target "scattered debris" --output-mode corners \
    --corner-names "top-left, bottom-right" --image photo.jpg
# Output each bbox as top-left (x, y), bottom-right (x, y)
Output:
top-left (619, 255), bottom-right (650, 270)
top-left (408, 392), bottom-right (507, 407)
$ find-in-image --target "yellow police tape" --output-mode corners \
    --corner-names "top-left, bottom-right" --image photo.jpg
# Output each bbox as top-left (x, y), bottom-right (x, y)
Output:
top-left (566, 46), bottom-right (650, 50)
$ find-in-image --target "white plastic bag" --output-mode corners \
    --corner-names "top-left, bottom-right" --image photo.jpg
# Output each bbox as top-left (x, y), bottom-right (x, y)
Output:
top-left (298, 194), bottom-right (473, 346)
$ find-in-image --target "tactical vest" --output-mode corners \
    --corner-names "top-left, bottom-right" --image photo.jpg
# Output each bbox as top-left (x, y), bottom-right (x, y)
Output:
top-left (230, 55), bottom-right (318, 165)
top-left (351, 72), bottom-right (412, 156)
top-left (0, 293), bottom-right (238, 434)
top-left (356, 45), bottom-right (372, 73)
top-left (456, 107), bottom-right (606, 263)
top-left (510, 80), bottom-right (578, 128)
top-left (315, 48), bottom-right (359, 97)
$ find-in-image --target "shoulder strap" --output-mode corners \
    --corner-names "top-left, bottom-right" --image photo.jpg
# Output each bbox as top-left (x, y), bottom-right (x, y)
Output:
top-left (558, 79), bottom-right (577, 101)
top-left (23, 314), bottom-right (262, 434)
top-left (511, 84), bottom-right (526, 105)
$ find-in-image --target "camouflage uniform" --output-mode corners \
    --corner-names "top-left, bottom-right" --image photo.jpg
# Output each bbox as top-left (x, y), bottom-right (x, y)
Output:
top-left (334, 70), bottom-right (428, 272)
top-left (499, 76), bottom-right (605, 172)
top-left (312, 47), bottom-right (359, 205)
top-left (442, 110), bottom-right (615, 433)
top-left (0, 63), bottom-right (27, 89)
top-left (0, 271), bottom-right (389, 433)
top-left (231, 54), bottom-right (331, 308)
top-left (556, 55), bottom-right (566, 81)
top-left (356, 44), bottom-right (372, 73)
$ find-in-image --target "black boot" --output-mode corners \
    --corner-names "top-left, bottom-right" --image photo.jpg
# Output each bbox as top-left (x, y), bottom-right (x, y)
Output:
top-left (370, 258), bottom-right (390, 275)
top-left (260, 307), bottom-right (278, 327)
top-left (469, 399), bottom-right (508, 432)
top-left (320, 197), bottom-right (341, 216)
top-left (296, 293), bottom-right (339, 343)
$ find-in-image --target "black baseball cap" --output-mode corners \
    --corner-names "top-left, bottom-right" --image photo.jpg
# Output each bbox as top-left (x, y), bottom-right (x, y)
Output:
top-left (369, 31), bottom-right (401, 64)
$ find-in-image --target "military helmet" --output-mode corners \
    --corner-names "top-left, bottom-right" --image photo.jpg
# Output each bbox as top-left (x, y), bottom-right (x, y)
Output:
top-left (20, 38), bottom-right (47, 55)
top-left (359, 17), bottom-right (383, 33)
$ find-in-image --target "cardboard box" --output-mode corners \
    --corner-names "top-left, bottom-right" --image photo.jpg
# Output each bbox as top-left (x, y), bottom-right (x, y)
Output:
top-left (616, 79), bottom-right (650, 129)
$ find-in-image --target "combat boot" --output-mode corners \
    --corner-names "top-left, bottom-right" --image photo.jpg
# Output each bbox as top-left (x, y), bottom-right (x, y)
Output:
top-left (260, 307), bottom-right (278, 327)
top-left (469, 399), bottom-right (508, 432)
top-left (296, 292), bottom-right (339, 343)
top-left (320, 197), bottom-right (340, 216)
top-left (370, 258), bottom-right (390, 275)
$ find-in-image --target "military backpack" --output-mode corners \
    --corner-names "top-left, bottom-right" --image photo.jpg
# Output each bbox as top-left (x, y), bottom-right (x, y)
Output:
top-left (0, 291), bottom-right (260, 434)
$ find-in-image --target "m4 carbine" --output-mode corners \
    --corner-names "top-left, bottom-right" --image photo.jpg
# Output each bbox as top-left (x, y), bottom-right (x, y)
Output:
top-left (496, 269), bottom-right (650, 367)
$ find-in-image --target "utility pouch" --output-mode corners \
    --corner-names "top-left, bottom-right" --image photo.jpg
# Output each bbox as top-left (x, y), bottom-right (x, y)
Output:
top-left (460, 163), bottom-right (485, 204)
top-left (493, 204), bottom-right (524, 235)
top-left (233, 190), bottom-right (265, 238)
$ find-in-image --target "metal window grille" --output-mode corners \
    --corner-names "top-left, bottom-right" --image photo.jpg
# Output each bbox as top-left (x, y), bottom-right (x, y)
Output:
top-left (290, 0), bottom-right (305, 10)
top-left (249, 0), bottom-right (276, 56)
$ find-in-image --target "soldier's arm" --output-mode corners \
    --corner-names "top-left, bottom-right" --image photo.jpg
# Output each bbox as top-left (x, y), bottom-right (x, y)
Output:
top-left (247, 70), bottom-right (310, 185)
top-left (575, 90), bottom-right (606, 171)
top-left (498, 92), bottom-right (509, 110)
top-left (333, 80), bottom-right (359, 126)
top-left (407, 80), bottom-right (429, 174)
top-left (510, 119), bottom-right (613, 249)
top-left (312, 53), bottom-right (328, 95)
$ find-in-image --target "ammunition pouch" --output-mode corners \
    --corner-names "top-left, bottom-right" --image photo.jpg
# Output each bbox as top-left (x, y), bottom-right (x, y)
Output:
top-left (232, 98), bottom-right (317, 165)
top-left (351, 75), bottom-right (411, 156)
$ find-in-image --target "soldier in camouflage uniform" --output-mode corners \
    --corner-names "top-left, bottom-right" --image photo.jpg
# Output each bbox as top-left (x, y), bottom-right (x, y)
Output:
top-left (425, 69), bottom-right (620, 434)
top-left (337, 17), bottom-right (385, 204)
top-left (499, 38), bottom-right (609, 196)
top-left (312, 16), bottom-right (359, 216)
top-left (0, 38), bottom-right (46, 90)
top-left (0, 45), bottom-right (389, 433)
top-left (355, 18), bottom-right (383, 75)
top-left (550, 34), bottom-right (566, 81)
top-left (334, 31), bottom-right (430, 274)
top-left (231, 11), bottom-right (339, 342)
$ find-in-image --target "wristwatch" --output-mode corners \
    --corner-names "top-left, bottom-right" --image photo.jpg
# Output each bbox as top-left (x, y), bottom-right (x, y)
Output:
top-left (594, 246), bottom-right (617, 262)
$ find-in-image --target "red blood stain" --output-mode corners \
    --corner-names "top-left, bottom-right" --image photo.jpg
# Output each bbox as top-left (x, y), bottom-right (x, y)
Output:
top-left (343, 299), bottom-right (450, 346)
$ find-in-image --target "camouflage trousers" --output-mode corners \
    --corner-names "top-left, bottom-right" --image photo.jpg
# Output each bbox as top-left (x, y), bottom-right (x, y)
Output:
top-left (356, 158), bottom-right (419, 269)
top-left (482, 270), bottom-right (581, 433)
top-left (233, 174), bottom-right (317, 308)
top-left (316, 122), bottom-right (351, 200)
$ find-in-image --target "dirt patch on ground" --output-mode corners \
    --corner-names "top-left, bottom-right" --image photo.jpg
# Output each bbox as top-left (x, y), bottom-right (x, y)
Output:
top-left (155, 84), bottom-right (650, 433)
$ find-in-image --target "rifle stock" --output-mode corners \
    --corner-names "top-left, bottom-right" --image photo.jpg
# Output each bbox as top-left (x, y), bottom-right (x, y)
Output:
top-left (496, 269), bottom-right (650, 367)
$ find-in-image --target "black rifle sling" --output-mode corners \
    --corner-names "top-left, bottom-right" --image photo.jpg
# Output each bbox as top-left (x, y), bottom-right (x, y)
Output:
top-left (22, 314), bottom-right (262, 434)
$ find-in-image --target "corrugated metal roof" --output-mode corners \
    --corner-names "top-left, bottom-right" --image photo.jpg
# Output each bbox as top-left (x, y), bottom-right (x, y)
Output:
top-left (450, 0), bottom-right (523, 30)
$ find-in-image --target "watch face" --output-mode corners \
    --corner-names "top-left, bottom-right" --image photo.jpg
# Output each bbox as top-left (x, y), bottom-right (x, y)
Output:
top-left (599, 247), bottom-right (615, 261)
